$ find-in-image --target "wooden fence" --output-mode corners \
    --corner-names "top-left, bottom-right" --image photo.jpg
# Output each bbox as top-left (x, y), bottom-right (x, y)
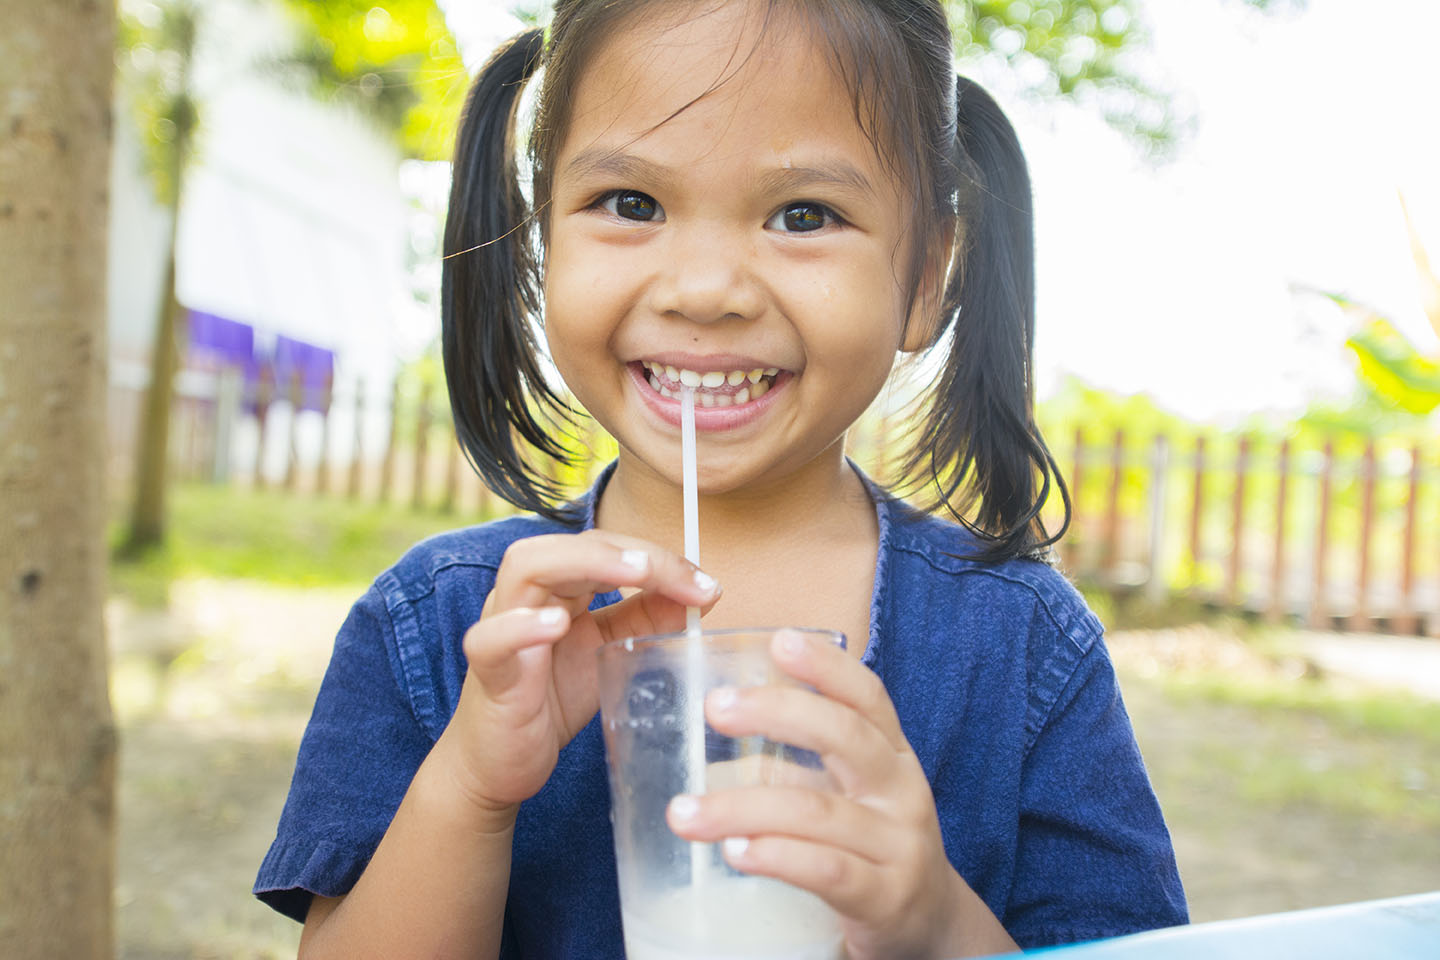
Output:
top-left (109, 377), bottom-right (1440, 638)
top-left (1059, 428), bottom-right (1438, 637)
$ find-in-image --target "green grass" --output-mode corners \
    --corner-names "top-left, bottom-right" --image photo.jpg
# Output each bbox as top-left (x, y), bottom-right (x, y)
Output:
top-left (1152, 678), bottom-right (1440, 830)
top-left (109, 483), bottom-right (487, 604)
top-left (1153, 670), bottom-right (1440, 747)
top-left (1117, 664), bottom-right (1440, 833)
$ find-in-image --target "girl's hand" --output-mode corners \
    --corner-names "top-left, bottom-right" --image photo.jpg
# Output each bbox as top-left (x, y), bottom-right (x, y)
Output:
top-left (666, 630), bottom-right (1018, 960)
top-left (439, 531), bottom-right (720, 817)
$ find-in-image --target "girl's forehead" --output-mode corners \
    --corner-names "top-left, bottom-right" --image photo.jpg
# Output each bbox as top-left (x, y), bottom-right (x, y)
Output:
top-left (553, 0), bottom-right (894, 192)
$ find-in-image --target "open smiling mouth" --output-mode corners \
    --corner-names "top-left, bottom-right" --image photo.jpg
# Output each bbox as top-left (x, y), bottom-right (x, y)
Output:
top-left (632, 361), bottom-right (787, 407)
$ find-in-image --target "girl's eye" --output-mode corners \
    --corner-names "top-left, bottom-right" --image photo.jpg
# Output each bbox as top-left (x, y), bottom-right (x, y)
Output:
top-left (767, 202), bottom-right (837, 233)
top-left (599, 190), bottom-right (664, 222)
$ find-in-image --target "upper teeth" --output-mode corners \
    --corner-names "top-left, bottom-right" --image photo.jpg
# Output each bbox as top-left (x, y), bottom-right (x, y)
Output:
top-left (643, 361), bottom-right (778, 404)
top-left (645, 362), bottom-right (779, 385)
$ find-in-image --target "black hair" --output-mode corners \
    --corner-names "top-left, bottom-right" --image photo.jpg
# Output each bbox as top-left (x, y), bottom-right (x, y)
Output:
top-left (441, 27), bottom-right (578, 519)
top-left (441, 0), bottom-right (1070, 561)
top-left (899, 74), bottom-right (1070, 563)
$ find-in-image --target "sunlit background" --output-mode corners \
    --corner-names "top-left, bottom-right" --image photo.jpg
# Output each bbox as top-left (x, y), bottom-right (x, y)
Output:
top-left (98, 1), bottom-right (1439, 957)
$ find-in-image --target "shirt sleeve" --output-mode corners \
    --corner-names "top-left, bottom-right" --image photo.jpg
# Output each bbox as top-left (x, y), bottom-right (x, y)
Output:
top-left (254, 585), bottom-right (436, 923)
top-left (1004, 637), bottom-right (1189, 948)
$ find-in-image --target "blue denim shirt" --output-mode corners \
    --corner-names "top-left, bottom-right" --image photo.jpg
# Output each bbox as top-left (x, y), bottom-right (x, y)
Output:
top-left (256, 467), bottom-right (1187, 952)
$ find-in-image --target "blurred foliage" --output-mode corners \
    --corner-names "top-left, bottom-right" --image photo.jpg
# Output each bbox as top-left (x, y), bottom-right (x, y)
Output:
top-left (501, 1), bottom-right (1307, 153)
top-left (117, 0), bottom-right (465, 179)
top-left (1334, 196), bottom-right (1440, 416)
top-left (1342, 318), bottom-right (1440, 415)
top-left (117, 0), bottom-right (201, 206)
top-left (946, 0), bottom-right (1306, 150)
top-left (272, 0), bottom-right (467, 161)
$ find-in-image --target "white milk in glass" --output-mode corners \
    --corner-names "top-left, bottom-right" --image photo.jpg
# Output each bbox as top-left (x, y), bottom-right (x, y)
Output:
top-left (621, 876), bottom-right (844, 960)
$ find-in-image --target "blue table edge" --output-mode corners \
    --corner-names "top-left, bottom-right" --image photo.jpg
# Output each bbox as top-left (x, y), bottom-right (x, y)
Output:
top-left (976, 889), bottom-right (1440, 958)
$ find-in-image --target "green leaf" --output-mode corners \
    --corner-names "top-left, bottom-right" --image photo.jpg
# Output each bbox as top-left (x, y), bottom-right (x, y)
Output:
top-left (273, 0), bottom-right (467, 161)
top-left (1345, 317), bottom-right (1440, 415)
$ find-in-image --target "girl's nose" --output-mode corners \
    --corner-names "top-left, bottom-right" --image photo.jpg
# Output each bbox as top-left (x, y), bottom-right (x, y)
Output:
top-left (647, 224), bottom-right (765, 324)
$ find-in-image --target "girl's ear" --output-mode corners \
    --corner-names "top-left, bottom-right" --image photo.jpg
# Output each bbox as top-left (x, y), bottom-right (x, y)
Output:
top-left (900, 221), bottom-right (960, 353)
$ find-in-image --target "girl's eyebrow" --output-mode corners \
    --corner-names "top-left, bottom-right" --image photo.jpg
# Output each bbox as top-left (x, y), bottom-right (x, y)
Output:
top-left (755, 163), bottom-right (876, 201)
top-left (561, 148), bottom-right (678, 192)
top-left (561, 147), bottom-right (876, 201)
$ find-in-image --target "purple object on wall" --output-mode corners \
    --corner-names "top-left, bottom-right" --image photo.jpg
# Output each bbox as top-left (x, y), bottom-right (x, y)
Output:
top-left (274, 334), bottom-right (335, 413)
top-left (187, 310), bottom-right (254, 368)
top-left (185, 310), bottom-right (335, 413)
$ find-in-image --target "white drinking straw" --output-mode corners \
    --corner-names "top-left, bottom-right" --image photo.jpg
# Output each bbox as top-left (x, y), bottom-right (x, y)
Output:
top-left (679, 387), bottom-right (709, 890)
top-left (681, 388), bottom-right (702, 640)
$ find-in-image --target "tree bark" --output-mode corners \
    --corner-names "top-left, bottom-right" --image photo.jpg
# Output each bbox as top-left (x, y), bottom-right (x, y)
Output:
top-left (0, 0), bottom-right (118, 957)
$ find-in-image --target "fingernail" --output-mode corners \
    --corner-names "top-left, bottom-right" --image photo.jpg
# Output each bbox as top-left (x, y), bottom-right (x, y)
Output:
top-left (537, 607), bottom-right (566, 628)
top-left (723, 836), bottom-right (749, 859)
top-left (620, 549), bottom-right (649, 573)
top-left (709, 686), bottom-right (738, 712)
top-left (693, 570), bottom-right (719, 594)
top-left (669, 794), bottom-right (699, 822)
top-left (775, 629), bottom-right (805, 658)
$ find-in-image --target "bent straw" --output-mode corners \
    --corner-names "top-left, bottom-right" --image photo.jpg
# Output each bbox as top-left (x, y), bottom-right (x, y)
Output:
top-left (679, 387), bottom-right (709, 890)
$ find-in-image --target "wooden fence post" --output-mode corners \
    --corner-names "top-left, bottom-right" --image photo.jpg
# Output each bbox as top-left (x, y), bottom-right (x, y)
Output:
top-left (315, 371), bottom-right (333, 498)
top-left (1308, 440), bottom-right (1335, 629)
top-left (1268, 438), bottom-right (1291, 622)
top-left (1187, 435), bottom-right (1206, 587)
top-left (284, 367), bottom-right (303, 492)
top-left (1352, 437), bottom-right (1377, 631)
top-left (379, 378), bottom-right (400, 505)
top-left (477, 472), bottom-right (494, 520)
top-left (412, 383), bottom-right (433, 511)
top-left (1145, 434), bottom-right (1170, 604)
top-left (1430, 446), bottom-right (1440, 639)
top-left (1397, 443), bottom-right (1421, 636)
top-left (1226, 435), bottom-right (1250, 607)
top-left (443, 420), bottom-right (462, 515)
top-left (253, 364), bottom-right (273, 490)
top-left (211, 366), bottom-right (241, 484)
top-left (1102, 428), bottom-right (1125, 583)
top-left (348, 380), bottom-right (365, 500)
top-left (1064, 426), bottom-right (1085, 574)
top-left (183, 395), bottom-right (203, 481)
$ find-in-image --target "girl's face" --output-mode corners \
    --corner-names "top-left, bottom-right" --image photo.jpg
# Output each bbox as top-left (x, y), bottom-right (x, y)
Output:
top-left (544, 0), bottom-right (933, 495)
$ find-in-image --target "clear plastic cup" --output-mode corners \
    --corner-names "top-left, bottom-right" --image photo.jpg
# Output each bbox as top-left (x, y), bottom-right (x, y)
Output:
top-left (597, 628), bottom-right (847, 960)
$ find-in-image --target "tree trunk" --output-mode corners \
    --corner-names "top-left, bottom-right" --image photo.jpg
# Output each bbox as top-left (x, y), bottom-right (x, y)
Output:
top-left (0, 0), bottom-right (118, 957)
top-left (123, 221), bottom-right (182, 551)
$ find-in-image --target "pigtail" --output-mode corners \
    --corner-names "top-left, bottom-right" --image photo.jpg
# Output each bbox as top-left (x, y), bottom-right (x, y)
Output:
top-left (443, 28), bottom-right (580, 522)
top-left (909, 75), bottom-right (1070, 563)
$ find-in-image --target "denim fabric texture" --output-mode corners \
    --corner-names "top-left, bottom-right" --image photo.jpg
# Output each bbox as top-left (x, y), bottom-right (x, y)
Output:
top-left (255, 464), bottom-right (1188, 953)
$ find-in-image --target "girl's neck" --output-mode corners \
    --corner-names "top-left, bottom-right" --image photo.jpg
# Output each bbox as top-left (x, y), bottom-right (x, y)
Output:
top-left (594, 441), bottom-right (872, 559)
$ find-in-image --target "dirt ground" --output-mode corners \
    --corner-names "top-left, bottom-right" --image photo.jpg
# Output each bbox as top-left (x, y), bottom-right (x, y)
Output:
top-left (107, 580), bottom-right (1440, 959)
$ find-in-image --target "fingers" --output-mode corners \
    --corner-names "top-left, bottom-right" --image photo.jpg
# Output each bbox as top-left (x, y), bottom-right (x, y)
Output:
top-left (667, 787), bottom-right (904, 922)
top-left (769, 628), bottom-right (907, 749)
top-left (667, 785), bottom-right (893, 864)
top-left (703, 681), bottom-right (907, 798)
top-left (463, 605), bottom-right (572, 696)
top-left (486, 531), bottom-right (720, 616)
top-left (721, 834), bottom-right (881, 922)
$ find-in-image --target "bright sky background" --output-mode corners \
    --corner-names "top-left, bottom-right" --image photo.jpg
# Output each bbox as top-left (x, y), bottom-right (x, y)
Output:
top-left (436, 0), bottom-right (1440, 425)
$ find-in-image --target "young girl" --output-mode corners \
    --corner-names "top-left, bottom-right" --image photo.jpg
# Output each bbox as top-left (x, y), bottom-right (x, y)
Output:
top-left (256, 1), bottom-right (1187, 956)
